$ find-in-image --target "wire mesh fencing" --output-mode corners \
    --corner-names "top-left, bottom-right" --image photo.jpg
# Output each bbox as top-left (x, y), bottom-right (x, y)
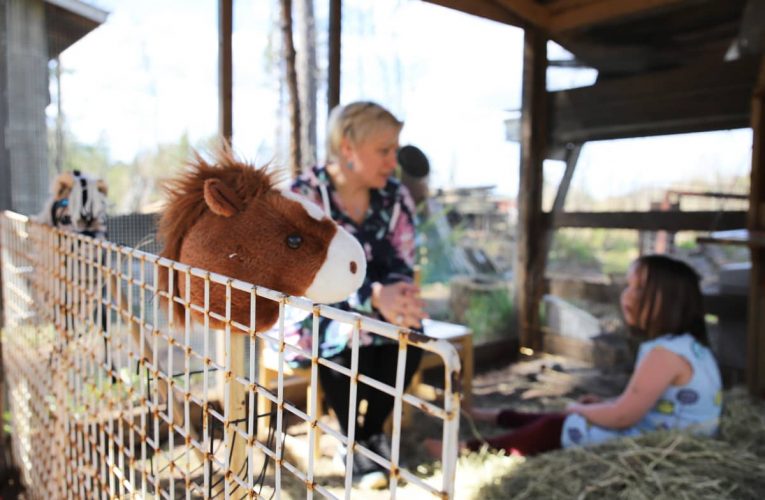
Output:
top-left (0, 211), bottom-right (461, 499)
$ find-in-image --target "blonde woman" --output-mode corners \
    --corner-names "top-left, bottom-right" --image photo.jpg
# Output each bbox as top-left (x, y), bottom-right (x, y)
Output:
top-left (286, 101), bottom-right (427, 487)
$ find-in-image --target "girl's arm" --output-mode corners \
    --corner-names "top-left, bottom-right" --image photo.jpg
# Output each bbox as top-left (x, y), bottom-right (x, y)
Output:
top-left (567, 346), bottom-right (689, 429)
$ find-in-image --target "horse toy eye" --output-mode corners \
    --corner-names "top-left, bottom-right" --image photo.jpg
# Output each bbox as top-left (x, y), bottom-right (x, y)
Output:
top-left (286, 233), bottom-right (303, 249)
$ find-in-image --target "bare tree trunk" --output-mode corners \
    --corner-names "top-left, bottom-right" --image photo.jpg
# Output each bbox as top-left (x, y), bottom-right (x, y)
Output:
top-left (296, 0), bottom-right (317, 167)
top-left (280, 0), bottom-right (302, 178)
top-left (327, 0), bottom-right (341, 113)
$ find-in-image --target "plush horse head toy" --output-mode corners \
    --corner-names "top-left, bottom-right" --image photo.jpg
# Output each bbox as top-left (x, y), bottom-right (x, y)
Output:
top-left (158, 151), bottom-right (366, 331)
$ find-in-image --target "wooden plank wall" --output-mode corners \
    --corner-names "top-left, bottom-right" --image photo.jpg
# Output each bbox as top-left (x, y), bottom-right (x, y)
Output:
top-left (550, 210), bottom-right (748, 231)
top-left (551, 57), bottom-right (760, 145)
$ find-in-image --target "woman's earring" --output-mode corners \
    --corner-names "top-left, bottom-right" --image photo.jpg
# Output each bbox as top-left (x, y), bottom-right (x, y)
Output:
top-left (345, 161), bottom-right (354, 171)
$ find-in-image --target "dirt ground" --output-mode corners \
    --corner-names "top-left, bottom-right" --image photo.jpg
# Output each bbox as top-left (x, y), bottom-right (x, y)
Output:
top-left (268, 352), bottom-right (632, 499)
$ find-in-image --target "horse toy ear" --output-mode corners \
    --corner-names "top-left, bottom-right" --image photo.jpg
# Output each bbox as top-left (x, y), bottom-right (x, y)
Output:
top-left (203, 178), bottom-right (244, 217)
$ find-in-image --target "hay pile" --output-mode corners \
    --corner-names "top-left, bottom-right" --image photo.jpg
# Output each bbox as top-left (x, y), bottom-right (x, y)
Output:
top-left (459, 387), bottom-right (765, 499)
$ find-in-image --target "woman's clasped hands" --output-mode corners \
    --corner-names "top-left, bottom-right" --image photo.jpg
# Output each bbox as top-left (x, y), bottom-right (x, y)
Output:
top-left (371, 281), bottom-right (428, 328)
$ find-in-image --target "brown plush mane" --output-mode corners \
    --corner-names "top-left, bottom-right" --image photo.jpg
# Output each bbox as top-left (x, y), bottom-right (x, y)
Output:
top-left (155, 148), bottom-right (364, 332)
top-left (158, 150), bottom-right (278, 264)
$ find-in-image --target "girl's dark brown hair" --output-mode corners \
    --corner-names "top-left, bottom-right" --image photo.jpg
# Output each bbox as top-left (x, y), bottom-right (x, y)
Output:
top-left (635, 254), bottom-right (708, 345)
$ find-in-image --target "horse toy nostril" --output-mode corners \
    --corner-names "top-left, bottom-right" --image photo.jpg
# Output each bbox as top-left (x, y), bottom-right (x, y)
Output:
top-left (350, 261), bottom-right (358, 274)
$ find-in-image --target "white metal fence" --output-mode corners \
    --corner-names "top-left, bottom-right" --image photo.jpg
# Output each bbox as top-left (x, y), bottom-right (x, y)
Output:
top-left (0, 211), bottom-right (460, 499)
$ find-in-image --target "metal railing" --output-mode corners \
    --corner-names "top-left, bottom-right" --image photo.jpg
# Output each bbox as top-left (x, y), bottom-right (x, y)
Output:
top-left (0, 211), bottom-right (460, 499)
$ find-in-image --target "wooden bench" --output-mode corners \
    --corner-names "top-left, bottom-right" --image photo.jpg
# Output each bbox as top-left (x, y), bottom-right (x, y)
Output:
top-left (412, 319), bottom-right (473, 409)
top-left (256, 319), bottom-right (474, 454)
top-left (256, 338), bottom-right (322, 455)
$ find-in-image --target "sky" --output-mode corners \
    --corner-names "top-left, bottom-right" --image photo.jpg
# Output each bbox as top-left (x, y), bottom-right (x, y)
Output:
top-left (56, 0), bottom-right (753, 201)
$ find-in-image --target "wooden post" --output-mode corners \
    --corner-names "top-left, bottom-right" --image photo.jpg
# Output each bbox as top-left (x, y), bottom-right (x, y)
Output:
top-left (544, 143), bottom-right (582, 255)
top-left (328, 0), bottom-right (341, 113)
top-left (551, 145), bottom-right (582, 215)
top-left (212, 330), bottom-right (248, 496)
top-left (228, 335), bottom-right (248, 492)
top-left (747, 58), bottom-right (765, 398)
top-left (515, 28), bottom-right (548, 352)
top-left (218, 0), bottom-right (233, 144)
top-left (0, 0), bottom-right (10, 337)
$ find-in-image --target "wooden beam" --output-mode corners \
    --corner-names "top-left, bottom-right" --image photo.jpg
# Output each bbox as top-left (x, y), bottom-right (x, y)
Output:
top-left (549, 0), bottom-right (689, 33)
top-left (747, 57), bottom-right (765, 398)
top-left (738, 0), bottom-right (765, 56)
top-left (550, 144), bottom-right (582, 215)
top-left (218, 0), bottom-right (233, 144)
top-left (542, 143), bottom-right (582, 263)
top-left (516, 29), bottom-right (548, 352)
top-left (551, 57), bottom-right (760, 145)
top-left (538, 145), bottom-right (582, 335)
top-left (421, 0), bottom-right (530, 28)
top-left (549, 210), bottom-right (748, 231)
top-left (554, 2), bottom-right (743, 75)
top-left (493, 0), bottom-right (550, 28)
top-left (328, 0), bottom-right (341, 113)
top-left (559, 36), bottom-right (737, 76)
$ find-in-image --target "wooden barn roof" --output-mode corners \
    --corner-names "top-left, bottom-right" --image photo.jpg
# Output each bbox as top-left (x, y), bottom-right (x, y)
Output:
top-left (425, 0), bottom-right (764, 145)
top-left (423, 1), bottom-right (758, 77)
top-left (45, 0), bottom-right (108, 59)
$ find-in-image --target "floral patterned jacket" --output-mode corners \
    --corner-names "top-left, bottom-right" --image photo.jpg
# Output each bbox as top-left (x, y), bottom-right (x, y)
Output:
top-left (282, 165), bottom-right (418, 361)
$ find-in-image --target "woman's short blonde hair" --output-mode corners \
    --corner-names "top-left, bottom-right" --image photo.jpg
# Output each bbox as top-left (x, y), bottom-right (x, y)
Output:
top-left (326, 101), bottom-right (403, 162)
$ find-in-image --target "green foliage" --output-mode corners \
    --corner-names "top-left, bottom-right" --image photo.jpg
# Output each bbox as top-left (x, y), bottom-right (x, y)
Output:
top-left (418, 205), bottom-right (468, 285)
top-left (549, 230), bottom-right (600, 270)
top-left (49, 128), bottom-right (208, 214)
top-left (550, 229), bottom-right (638, 276)
top-left (464, 289), bottom-right (513, 342)
top-left (716, 244), bottom-right (750, 264)
top-left (59, 133), bottom-right (112, 178)
top-left (677, 240), bottom-right (696, 250)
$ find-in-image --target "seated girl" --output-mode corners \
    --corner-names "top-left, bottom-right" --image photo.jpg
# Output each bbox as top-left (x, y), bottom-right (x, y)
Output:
top-left (427, 254), bottom-right (723, 457)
